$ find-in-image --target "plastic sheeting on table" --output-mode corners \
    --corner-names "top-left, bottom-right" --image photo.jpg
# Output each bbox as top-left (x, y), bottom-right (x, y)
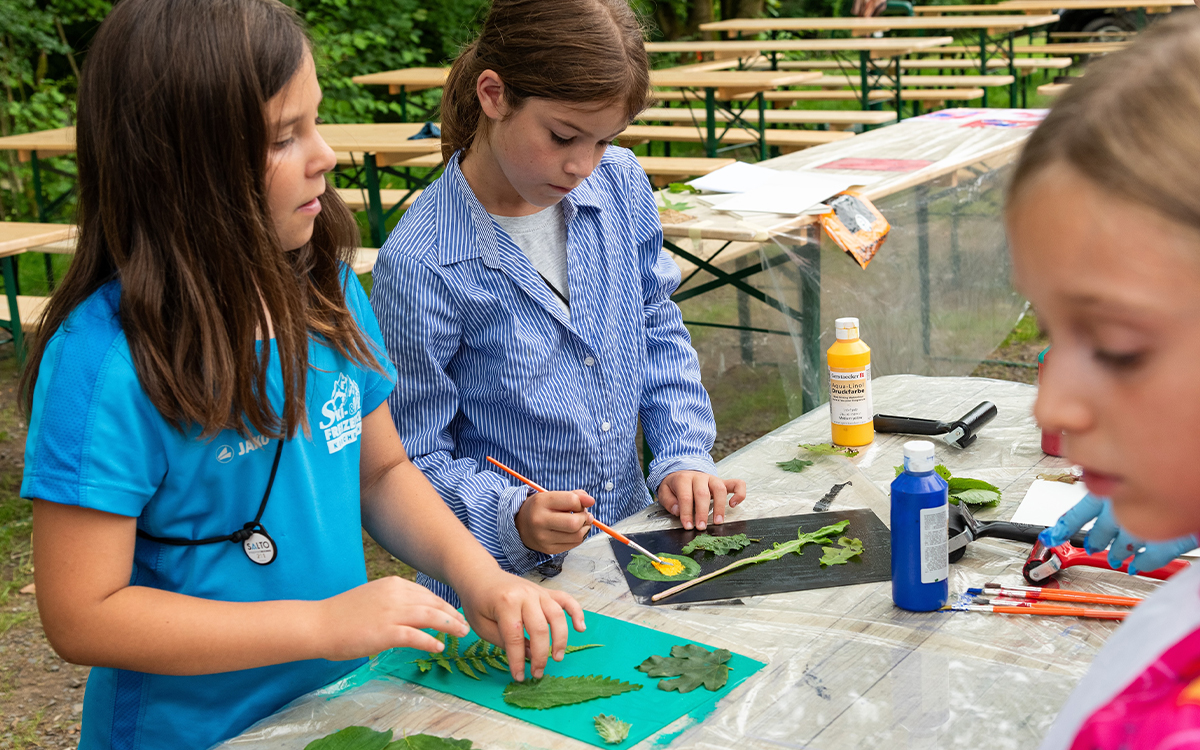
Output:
top-left (665, 109), bottom-right (1039, 428)
top-left (217, 375), bottom-right (1159, 750)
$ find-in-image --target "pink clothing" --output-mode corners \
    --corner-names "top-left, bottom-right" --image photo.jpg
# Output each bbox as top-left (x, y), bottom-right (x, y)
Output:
top-left (1071, 626), bottom-right (1200, 749)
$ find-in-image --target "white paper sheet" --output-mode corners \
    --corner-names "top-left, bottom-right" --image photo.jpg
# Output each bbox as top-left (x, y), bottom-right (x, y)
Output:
top-left (686, 162), bottom-right (799, 194)
top-left (1010, 479), bottom-right (1200, 557)
top-left (715, 174), bottom-right (859, 216)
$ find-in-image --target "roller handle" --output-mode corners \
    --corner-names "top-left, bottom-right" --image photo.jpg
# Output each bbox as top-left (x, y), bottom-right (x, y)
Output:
top-left (975, 521), bottom-right (1086, 548)
top-left (873, 414), bottom-right (951, 435)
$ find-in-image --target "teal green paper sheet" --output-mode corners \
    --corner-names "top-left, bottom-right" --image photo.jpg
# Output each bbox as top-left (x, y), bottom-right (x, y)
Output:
top-left (367, 610), bottom-right (764, 748)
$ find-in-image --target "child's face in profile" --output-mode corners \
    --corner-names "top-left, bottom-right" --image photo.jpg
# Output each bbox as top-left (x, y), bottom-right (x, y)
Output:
top-left (1009, 164), bottom-right (1200, 541)
top-left (264, 50), bottom-right (336, 250)
top-left (483, 88), bottom-right (629, 211)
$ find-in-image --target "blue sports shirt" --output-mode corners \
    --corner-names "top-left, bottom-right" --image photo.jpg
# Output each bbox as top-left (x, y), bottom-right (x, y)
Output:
top-left (371, 147), bottom-right (718, 604)
top-left (21, 270), bottom-right (396, 750)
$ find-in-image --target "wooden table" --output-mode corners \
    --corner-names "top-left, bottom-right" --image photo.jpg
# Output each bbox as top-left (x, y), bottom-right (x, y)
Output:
top-left (0, 124), bottom-right (443, 248)
top-left (699, 15), bottom-right (1060, 106)
top-left (0, 222), bottom-right (75, 361)
top-left (350, 67), bottom-right (449, 120)
top-left (648, 70), bottom-right (822, 158)
top-left (915, 0), bottom-right (1191, 27)
top-left (648, 38), bottom-right (955, 123)
top-left (220, 374), bottom-right (1144, 750)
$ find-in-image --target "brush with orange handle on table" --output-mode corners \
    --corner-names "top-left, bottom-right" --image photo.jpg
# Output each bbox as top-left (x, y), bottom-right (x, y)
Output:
top-left (484, 456), bottom-right (667, 565)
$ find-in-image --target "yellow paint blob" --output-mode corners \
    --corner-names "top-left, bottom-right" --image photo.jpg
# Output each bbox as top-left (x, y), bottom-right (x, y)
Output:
top-left (651, 557), bottom-right (686, 576)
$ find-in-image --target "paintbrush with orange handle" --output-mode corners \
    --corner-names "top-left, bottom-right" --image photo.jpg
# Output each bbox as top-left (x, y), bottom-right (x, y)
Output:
top-left (484, 456), bottom-right (666, 565)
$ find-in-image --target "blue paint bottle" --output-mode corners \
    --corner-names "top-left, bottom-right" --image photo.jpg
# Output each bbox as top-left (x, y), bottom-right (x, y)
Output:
top-left (891, 440), bottom-right (949, 611)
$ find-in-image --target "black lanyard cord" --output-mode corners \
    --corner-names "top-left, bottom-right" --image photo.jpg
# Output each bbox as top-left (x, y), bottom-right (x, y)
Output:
top-left (136, 440), bottom-right (284, 546)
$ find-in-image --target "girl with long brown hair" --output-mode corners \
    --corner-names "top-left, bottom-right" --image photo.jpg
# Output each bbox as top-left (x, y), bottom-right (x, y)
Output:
top-left (1005, 11), bottom-right (1200, 749)
top-left (20, 1), bottom-right (582, 747)
top-left (371, 0), bottom-right (747, 606)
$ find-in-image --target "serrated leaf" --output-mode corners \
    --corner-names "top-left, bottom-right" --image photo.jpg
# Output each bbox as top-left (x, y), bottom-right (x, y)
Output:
top-left (594, 714), bottom-right (632, 744)
top-left (414, 660), bottom-right (432, 673)
top-left (455, 658), bottom-right (477, 680)
top-left (627, 552), bottom-right (702, 581)
top-left (947, 477), bottom-right (1000, 493)
top-left (386, 735), bottom-right (473, 750)
top-left (565, 644), bottom-right (604, 655)
top-left (681, 532), bottom-right (757, 556)
top-left (435, 657), bottom-right (452, 673)
top-left (502, 675), bottom-right (642, 709)
top-left (935, 464), bottom-right (952, 481)
top-left (658, 194), bottom-right (690, 212)
top-left (485, 655), bottom-right (506, 670)
top-left (894, 464), bottom-right (904, 477)
top-left (305, 726), bottom-right (393, 750)
top-left (776, 457), bottom-right (814, 473)
top-left (444, 635), bottom-right (459, 658)
top-left (951, 488), bottom-right (1001, 506)
top-left (636, 644), bottom-right (732, 693)
top-left (463, 639), bottom-right (483, 658)
top-left (799, 443), bottom-right (859, 457)
top-left (819, 537), bottom-right (864, 566)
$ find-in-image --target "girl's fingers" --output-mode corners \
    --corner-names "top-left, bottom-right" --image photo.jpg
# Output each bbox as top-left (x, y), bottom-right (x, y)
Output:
top-left (392, 627), bottom-right (449, 654)
top-left (499, 609), bottom-right (529, 682)
top-left (692, 474), bottom-right (712, 530)
top-left (544, 509), bottom-right (591, 535)
top-left (711, 477), bottom-right (729, 524)
top-left (550, 589), bottom-right (587, 633)
top-left (658, 482), bottom-right (680, 517)
top-left (674, 478), bottom-right (695, 529)
top-left (729, 478), bottom-right (748, 507)
top-left (522, 598), bottom-right (551, 679)
top-left (542, 596), bottom-right (569, 661)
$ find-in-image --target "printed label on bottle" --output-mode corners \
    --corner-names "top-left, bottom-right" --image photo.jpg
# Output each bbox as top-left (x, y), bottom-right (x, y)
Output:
top-left (919, 504), bottom-right (949, 584)
top-left (829, 364), bottom-right (872, 426)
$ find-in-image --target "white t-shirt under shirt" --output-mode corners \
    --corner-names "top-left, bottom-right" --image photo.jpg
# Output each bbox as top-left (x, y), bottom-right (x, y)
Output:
top-left (490, 203), bottom-right (570, 317)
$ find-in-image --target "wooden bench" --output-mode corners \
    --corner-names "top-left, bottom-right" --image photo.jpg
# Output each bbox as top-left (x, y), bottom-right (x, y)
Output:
top-left (618, 124), bottom-right (854, 153)
top-left (1037, 81), bottom-right (1073, 97)
top-left (1012, 43), bottom-right (1131, 55)
top-left (353, 247), bottom-right (379, 275)
top-left (1048, 31), bottom-right (1134, 39)
top-left (336, 188), bottom-right (424, 213)
top-left (637, 107), bottom-right (897, 130)
top-left (802, 74), bottom-right (1015, 88)
top-left (654, 88), bottom-right (985, 104)
top-left (0, 295), bottom-right (51, 333)
top-left (776, 57), bottom-right (1072, 71)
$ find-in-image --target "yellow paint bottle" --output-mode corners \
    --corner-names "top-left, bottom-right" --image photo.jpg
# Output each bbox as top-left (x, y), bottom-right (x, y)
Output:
top-left (828, 317), bottom-right (874, 447)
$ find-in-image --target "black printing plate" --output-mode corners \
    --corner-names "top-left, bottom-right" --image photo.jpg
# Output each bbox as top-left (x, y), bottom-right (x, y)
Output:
top-left (610, 509), bottom-right (891, 606)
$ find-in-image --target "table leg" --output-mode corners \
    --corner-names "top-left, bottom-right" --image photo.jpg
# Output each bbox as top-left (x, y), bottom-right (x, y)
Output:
top-left (400, 86), bottom-right (408, 122)
top-left (917, 184), bottom-right (931, 359)
top-left (364, 153), bottom-right (385, 248)
top-left (1008, 33), bottom-right (1018, 108)
top-left (895, 55), bottom-right (904, 121)
top-left (705, 88), bottom-right (718, 159)
top-left (757, 91), bottom-right (766, 161)
top-left (737, 255), bottom-right (754, 366)
top-left (860, 51), bottom-right (871, 113)
top-left (979, 29), bottom-right (989, 107)
top-left (2, 256), bottom-right (25, 365)
top-left (30, 150), bottom-right (53, 289)
top-left (799, 228), bottom-right (822, 413)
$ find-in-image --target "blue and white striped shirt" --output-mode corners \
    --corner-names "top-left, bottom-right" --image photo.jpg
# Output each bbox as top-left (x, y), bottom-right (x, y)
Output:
top-left (370, 147), bottom-right (717, 604)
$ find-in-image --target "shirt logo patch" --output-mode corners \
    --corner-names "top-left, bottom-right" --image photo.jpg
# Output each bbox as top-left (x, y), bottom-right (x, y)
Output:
top-left (216, 445), bottom-right (234, 463)
top-left (319, 373), bottom-right (362, 454)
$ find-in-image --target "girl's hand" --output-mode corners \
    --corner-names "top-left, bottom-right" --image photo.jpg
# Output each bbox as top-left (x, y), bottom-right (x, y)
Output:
top-left (456, 571), bottom-right (586, 682)
top-left (316, 576), bottom-right (470, 662)
top-left (658, 471), bottom-right (748, 531)
top-left (515, 490), bottom-right (595, 554)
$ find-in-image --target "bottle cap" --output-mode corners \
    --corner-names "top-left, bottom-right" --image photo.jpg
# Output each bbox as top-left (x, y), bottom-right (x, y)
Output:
top-left (903, 440), bottom-right (936, 473)
top-left (834, 317), bottom-right (860, 341)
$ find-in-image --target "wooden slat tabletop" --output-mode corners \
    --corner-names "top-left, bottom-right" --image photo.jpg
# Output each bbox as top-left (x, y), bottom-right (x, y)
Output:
top-left (0, 222), bottom-right (76, 257)
top-left (700, 13), bottom-right (1059, 32)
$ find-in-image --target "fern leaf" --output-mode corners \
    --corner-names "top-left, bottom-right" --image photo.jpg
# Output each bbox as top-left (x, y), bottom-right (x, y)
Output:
top-left (455, 658), bottom-right (479, 680)
top-left (564, 644), bottom-right (603, 655)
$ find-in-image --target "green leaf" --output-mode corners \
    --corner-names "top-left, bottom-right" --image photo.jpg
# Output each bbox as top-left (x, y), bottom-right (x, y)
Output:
top-left (894, 465), bottom-right (904, 477)
top-left (947, 477), bottom-right (1000, 494)
top-left (636, 644), bottom-right (732, 693)
top-left (667, 182), bottom-right (700, 194)
top-left (658, 194), bottom-right (690, 212)
top-left (681, 532), bottom-right (757, 556)
top-left (776, 457), bottom-right (814, 473)
top-left (565, 644), bottom-right (604, 655)
top-left (305, 726), bottom-right (393, 750)
top-left (935, 464), bottom-right (953, 481)
top-left (950, 488), bottom-right (1001, 506)
top-left (594, 714), bottom-right (632, 744)
top-left (627, 553), bottom-right (702, 582)
top-left (386, 735), bottom-right (473, 750)
top-left (799, 443), bottom-right (859, 458)
top-left (819, 537), bottom-right (864, 567)
top-left (502, 675), bottom-right (642, 709)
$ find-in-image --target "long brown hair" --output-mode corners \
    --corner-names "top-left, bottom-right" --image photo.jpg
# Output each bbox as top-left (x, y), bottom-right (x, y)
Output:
top-left (439, 0), bottom-right (652, 162)
top-left (1008, 11), bottom-right (1200, 231)
top-left (20, 0), bottom-right (383, 440)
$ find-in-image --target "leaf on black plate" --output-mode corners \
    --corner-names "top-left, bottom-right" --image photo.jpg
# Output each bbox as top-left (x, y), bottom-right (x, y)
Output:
top-left (681, 533), bottom-right (757, 556)
top-left (819, 537), bottom-right (864, 566)
top-left (627, 553), bottom-right (702, 582)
